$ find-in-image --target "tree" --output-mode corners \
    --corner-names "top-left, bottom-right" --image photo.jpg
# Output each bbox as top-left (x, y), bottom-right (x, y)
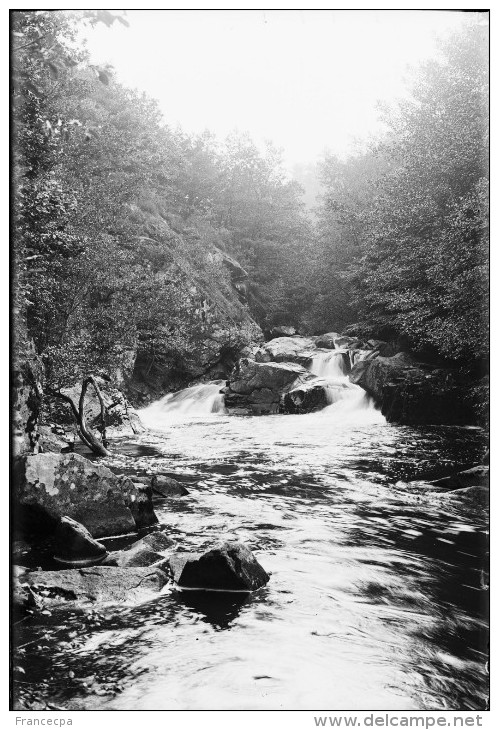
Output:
top-left (316, 18), bottom-right (488, 359)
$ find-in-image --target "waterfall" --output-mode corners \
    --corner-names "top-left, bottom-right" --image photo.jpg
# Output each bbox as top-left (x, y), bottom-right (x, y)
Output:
top-left (308, 350), bottom-right (384, 422)
top-left (139, 380), bottom-right (226, 428)
top-left (309, 350), bottom-right (350, 378)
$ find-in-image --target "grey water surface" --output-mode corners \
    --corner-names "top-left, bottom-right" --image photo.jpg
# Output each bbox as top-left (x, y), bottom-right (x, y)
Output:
top-left (15, 394), bottom-right (488, 710)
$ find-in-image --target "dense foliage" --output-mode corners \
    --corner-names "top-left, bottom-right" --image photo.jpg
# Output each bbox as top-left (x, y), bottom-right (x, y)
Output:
top-left (314, 18), bottom-right (488, 363)
top-left (12, 10), bottom-right (311, 394)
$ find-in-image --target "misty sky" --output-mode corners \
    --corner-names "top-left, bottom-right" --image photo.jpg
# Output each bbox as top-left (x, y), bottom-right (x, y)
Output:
top-left (83, 9), bottom-right (469, 169)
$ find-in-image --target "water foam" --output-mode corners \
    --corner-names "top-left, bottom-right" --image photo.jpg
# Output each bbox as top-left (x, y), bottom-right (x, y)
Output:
top-left (139, 380), bottom-right (226, 429)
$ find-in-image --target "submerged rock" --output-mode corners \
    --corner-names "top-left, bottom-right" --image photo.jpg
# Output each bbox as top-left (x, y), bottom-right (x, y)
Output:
top-left (446, 486), bottom-right (489, 509)
top-left (151, 474), bottom-right (189, 498)
top-left (169, 541), bottom-right (270, 591)
top-left (429, 465), bottom-right (489, 490)
top-left (16, 566), bottom-right (169, 607)
top-left (429, 486), bottom-right (488, 519)
top-left (104, 531), bottom-right (174, 567)
top-left (54, 516), bottom-right (108, 566)
top-left (13, 453), bottom-right (157, 538)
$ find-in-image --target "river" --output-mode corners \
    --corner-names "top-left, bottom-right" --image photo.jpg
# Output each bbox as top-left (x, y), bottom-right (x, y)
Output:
top-left (14, 371), bottom-right (489, 711)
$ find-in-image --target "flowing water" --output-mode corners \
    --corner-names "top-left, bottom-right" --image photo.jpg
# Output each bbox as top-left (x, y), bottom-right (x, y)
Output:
top-left (14, 369), bottom-right (489, 711)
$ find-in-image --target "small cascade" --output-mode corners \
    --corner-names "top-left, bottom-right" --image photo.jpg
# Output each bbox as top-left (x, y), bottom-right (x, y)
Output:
top-left (139, 380), bottom-right (226, 428)
top-left (308, 350), bottom-right (384, 422)
top-left (310, 350), bottom-right (350, 378)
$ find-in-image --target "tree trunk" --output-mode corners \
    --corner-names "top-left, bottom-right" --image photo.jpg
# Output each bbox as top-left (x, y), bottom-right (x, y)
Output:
top-left (48, 376), bottom-right (110, 457)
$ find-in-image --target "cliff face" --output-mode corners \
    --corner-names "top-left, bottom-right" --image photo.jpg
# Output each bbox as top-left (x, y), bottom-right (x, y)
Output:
top-left (127, 246), bottom-right (264, 406)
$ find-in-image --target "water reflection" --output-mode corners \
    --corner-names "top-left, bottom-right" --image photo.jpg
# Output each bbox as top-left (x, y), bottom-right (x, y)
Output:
top-left (175, 590), bottom-right (251, 630)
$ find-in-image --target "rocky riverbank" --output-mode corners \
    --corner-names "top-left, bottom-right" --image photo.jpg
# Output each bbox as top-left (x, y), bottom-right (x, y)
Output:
top-left (13, 450), bottom-right (270, 618)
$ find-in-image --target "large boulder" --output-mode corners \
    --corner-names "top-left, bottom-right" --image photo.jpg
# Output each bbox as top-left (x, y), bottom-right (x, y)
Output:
top-left (54, 517), bottom-right (108, 566)
top-left (282, 379), bottom-right (330, 413)
top-left (151, 474), bottom-right (189, 498)
top-left (16, 566), bottom-right (169, 608)
top-left (350, 353), bottom-right (475, 425)
top-left (168, 542), bottom-right (270, 592)
top-left (255, 336), bottom-right (316, 366)
top-left (224, 358), bottom-right (315, 414)
top-left (13, 453), bottom-right (157, 538)
top-left (314, 332), bottom-right (338, 349)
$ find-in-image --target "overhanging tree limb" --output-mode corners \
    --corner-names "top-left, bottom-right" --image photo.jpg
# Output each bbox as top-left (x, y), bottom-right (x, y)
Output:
top-left (47, 376), bottom-right (110, 456)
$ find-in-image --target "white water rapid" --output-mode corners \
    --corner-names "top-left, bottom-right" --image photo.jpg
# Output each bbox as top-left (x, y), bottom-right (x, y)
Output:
top-left (139, 349), bottom-right (384, 429)
top-left (308, 350), bottom-right (384, 422)
top-left (140, 379), bottom-right (226, 428)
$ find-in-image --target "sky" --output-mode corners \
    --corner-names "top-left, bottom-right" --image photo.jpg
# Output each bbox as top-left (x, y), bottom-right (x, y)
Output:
top-left (83, 10), bottom-right (468, 170)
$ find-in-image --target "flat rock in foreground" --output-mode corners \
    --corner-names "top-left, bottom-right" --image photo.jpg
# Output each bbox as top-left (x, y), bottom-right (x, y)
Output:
top-left (169, 541), bottom-right (270, 592)
top-left (18, 566), bottom-right (169, 607)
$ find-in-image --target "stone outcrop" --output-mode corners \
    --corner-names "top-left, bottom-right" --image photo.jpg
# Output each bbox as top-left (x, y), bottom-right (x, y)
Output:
top-left (168, 542), bottom-right (270, 592)
top-left (224, 358), bottom-right (315, 414)
top-left (15, 566), bottom-right (169, 608)
top-left (349, 352), bottom-right (474, 425)
top-left (14, 453), bottom-right (157, 538)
